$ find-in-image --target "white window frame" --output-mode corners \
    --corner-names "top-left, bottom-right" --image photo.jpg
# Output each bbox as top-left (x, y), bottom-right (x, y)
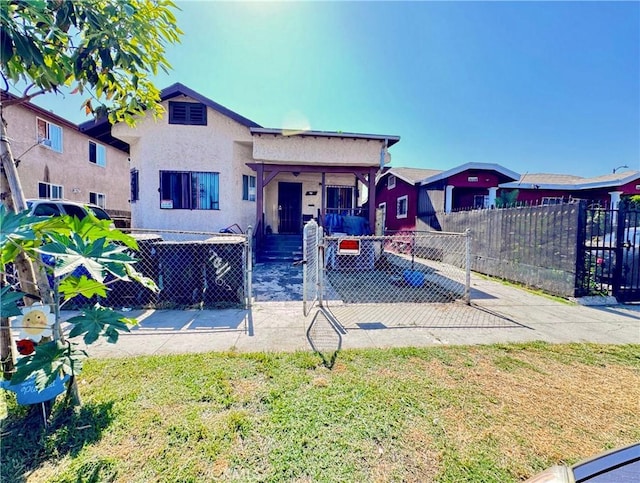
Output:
top-left (38, 181), bottom-right (63, 199)
top-left (90, 192), bottom-right (106, 208)
top-left (542, 197), bottom-right (564, 206)
top-left (378, 202), bottom-right (387, 232)
top-left (396, 195), bottom-right (408, 219)
top-left (474, 195), bottom-right (490, 209)
top-left (388, 174), bottom-right (396, 190)
top-left (36, 117), bottom-right (63, 153)
top-left (89, 141), bottom-right (106, 167)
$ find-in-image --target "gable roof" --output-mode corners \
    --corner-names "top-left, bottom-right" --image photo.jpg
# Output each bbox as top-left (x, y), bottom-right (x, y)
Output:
top-left (1, 91), bottom-right (130, 153)
top-left (250, 127), bottom-right (400, 147)
top-left (500, 170), bottom-right (640, 190)
top-left (419, 162), bottom-right (520, 185)
top-left (161, 83), bottom-right (261, 128)
top-left (379, 167), bottom-right (442, 185)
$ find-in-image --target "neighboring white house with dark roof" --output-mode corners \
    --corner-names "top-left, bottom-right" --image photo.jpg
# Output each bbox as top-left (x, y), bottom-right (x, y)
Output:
top-left (108, 83), bottom-right (400, 251)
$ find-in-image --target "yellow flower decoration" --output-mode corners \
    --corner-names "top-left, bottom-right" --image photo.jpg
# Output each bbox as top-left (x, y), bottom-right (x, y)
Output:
top-left (14, 303), bottom-right (55, 342)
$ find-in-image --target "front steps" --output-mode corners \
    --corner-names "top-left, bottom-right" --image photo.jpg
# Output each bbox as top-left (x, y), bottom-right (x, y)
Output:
top-left (258, 234), bottom-right (303, 262)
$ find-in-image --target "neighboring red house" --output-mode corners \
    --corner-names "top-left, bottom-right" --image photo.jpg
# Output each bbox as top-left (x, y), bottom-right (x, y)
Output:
top-left (417, 163), bottom-right (520, 215)
top-left (499, 171), bottom-right (640, 207)
top-left (375, 167), bottom-right (440, 232)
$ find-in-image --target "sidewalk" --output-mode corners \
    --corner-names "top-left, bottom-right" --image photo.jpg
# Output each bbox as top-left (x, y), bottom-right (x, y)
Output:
top-left (76, 269), bottom-right (640, 358)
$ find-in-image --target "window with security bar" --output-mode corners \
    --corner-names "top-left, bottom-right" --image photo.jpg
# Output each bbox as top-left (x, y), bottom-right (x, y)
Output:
top-left (159, 171), bottom-right (219, 210)
top-left (326, 186), bottom-right (354, 215)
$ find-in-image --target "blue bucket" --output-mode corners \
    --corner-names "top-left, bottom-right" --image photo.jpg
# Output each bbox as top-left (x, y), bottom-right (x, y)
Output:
top-left (403, 269), bottom-right (425, 287)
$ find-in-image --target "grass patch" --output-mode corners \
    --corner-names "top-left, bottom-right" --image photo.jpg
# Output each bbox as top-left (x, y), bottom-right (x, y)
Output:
top-left (2, 343), bottom-right (639, 482)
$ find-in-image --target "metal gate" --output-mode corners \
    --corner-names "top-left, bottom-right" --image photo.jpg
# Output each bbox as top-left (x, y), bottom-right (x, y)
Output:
top-left (579, 202), bottom-right (640, 302)
top-left (302, 220), bottom-right (322, 315)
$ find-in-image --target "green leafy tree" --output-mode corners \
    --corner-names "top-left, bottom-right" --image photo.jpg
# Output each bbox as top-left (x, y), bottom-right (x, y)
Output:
top-left (495, 189), bottom-right (519, 208)
top-left (0, 0), bottom-right (179, 405)
top-left (1, 0), bottom-right (181, 124)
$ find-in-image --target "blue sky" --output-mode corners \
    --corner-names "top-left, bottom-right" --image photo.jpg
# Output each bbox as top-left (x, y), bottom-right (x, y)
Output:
top-left (28, 0), bottom-right (640, 178)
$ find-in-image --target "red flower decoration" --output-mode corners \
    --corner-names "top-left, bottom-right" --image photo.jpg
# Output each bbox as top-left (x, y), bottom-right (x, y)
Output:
top-left (16, 339), bottom-right (36, 356)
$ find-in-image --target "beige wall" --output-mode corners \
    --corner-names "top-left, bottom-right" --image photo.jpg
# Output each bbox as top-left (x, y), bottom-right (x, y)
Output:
top-left (263, 172), bottom-right (359, 232)
top-left (253, 134), bottom-right (390, 166)
top-left (113, 94), bottom-right (392, 234)
top-left (113, 96), bottom-right (256, 232)
top-left (3, 102), bottom-right (130, 212)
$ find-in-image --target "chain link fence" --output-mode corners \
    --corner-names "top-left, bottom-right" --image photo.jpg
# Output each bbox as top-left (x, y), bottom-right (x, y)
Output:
top-left (322, 230), bottom-right (470, 305)
top-left (101, 229), bottom-right (252, 310)
top-left (314, 230), bottom-right (524, 330)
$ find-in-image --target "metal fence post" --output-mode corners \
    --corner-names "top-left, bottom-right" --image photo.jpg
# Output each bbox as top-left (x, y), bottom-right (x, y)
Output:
top-left (465, 228), bottom-right (471, 305)
top-left (318, 225), bottom-right (324, 306)
top-left (246, 225), bottom-right (253, 309)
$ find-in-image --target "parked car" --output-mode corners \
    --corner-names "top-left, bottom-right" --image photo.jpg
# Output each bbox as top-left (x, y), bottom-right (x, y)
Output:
top-left (525, 442), bottom-right (640, 482)
top-left (25, 199), bottom-right (112, 222)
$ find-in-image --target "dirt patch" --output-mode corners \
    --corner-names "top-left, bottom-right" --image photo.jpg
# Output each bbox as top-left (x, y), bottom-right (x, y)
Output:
top-left (421, 349), bottom-right (640, 478)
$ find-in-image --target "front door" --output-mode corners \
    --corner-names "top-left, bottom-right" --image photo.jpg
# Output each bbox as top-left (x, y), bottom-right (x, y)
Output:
top-left (278, 182), bottom-right (302, 234)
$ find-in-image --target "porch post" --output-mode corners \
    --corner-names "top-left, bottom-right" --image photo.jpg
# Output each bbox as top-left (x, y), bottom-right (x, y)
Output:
top-left (609, 190), bottom-right (623, 209)
top-left (321, 171), bottom-right (326, 226)
top-left (488, 187), bottom-right (498, 208)
top-left (445, 185), bottom-right (454, 213)
top-left (368, 167), bottom-right (376, 231)
top-left (256, 164), bottom-right (264, 234)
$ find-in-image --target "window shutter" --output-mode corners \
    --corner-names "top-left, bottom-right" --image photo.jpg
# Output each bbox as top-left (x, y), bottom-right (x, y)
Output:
top-left (188, 104), bottom-right (207, 125)
top-left (169, 102), bottom-right (207, 125)
top-left (169, 102), bottom-right (188, 124)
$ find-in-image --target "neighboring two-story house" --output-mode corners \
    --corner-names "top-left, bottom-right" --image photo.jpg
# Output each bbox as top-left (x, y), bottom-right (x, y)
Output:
top-left (108, 83), bottom-right (400, 244)
top-left (1, 93), bottom-right (131, 225)
top-left (375, 167), bottom-right (441, 232)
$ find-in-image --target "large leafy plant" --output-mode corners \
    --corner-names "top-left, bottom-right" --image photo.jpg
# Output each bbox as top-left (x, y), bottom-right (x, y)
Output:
top-left (0, 205), bottom-right (158, 393)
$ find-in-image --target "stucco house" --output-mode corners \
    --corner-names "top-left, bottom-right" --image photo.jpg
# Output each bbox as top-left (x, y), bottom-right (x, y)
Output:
top-left (499, 171), bottom-right (640, 208)
top-left (105, 83), bottom-right (399, 251)
top-left (375, 167), bottom-right (441, 232)
top-left (1, 93), bottom-right (131, 225)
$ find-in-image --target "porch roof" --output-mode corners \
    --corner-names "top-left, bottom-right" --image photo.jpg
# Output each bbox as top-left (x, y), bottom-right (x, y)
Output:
top-left (250, 127), bottom-right (400, 147)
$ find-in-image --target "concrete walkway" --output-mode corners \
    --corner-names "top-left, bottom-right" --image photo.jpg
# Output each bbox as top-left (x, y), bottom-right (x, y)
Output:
top-left (71, 264), bottom-right (640, 358)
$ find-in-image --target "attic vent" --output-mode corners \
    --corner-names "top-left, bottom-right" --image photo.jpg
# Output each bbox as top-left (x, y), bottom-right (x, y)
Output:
top-left (169, 101), bottom-right (207, 125)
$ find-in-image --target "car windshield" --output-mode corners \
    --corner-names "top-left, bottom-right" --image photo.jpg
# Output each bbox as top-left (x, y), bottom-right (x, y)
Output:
top-left (86, 206), bottom-right (111, 221)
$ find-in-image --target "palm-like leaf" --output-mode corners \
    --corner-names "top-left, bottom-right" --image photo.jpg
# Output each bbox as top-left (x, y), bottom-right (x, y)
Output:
top-left (12, 340), bottom-right (87, 391)
top-left (67, 305), bottom-right (134, 345)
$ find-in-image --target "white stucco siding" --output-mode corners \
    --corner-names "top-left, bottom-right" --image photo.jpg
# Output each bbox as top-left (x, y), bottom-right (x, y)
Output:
top-left (263, 173), bottom-right (359, 233)
top-left (4, 103), bottom-right (130, 211)
top-left (253, 135), bottom-right (390, 166)
top-left (115, 97), bottom-right (255, 232)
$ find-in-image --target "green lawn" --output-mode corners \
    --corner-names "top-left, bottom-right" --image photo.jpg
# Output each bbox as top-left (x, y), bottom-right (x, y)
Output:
top-left (2, 342), bottom-right (639, 482)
